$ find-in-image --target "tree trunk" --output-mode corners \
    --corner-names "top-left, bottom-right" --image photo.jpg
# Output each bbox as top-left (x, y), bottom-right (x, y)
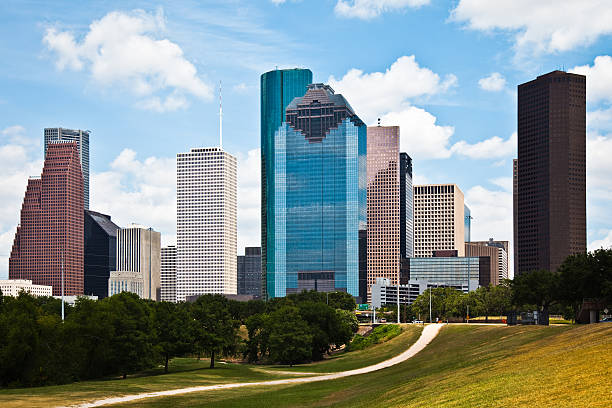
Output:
top-left (210, 350), bottom-right (215, 369)
top-left (485, 314), bottom-right (489, 322)
top-left (165, 353), bottom-right (169, 373)
top-left (122, 373), bottom-right (127, 380)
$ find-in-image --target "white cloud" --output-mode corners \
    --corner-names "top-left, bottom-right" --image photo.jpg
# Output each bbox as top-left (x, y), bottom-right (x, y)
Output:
top-left (465, 185), bottom-right (514, 277)
top-left (451, 1), bottom-right (612, 58)
top-left (236, 148), bottom-right (261, 251)
top-left (335, 0), bottom-right (430, 20)
top-left (489, 177), bottom-right (512, 192)
top-left (589, 230), bottom-right (612, 250)
top-left (478, 72), bottom-right (506, 91)
top-left (232, 83), bottom-right (249, 93)
top-left (587, 132), bottom-right (612, 192)
top-left (43, 9), bottom-right (212, 112)
top-left (380, 107), bottom-right (454, 159)
top-left (571, 55), bottom-right (612, 105)
top-left (451, 132), bottom-right (516, 159)
top-left (588, 107), bottom-right (612, 132)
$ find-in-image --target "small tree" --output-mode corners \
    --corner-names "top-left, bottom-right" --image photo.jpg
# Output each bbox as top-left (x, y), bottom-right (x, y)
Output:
top-left (152, 301), bottom-right (193, 373)
top-left (512, 269), bottom-right (559, 318)
top-left (267, 306), bottom-right (312, 366)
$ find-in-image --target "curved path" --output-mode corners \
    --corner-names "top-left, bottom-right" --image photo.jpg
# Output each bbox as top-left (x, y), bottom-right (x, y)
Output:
top-left (68, 324), bottom-right (443, 408)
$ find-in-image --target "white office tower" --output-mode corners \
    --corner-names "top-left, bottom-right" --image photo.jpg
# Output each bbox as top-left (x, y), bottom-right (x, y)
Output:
top-left (44, 128), bottom-right (90, 209)
top-left (160, 245), bottom-right (177, 302)
top-left (176, 147), bottom-right (237, 301)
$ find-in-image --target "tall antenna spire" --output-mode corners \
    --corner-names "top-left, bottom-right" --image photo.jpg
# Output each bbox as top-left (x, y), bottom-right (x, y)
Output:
top-left (219, 80), bottom-right (223, 149)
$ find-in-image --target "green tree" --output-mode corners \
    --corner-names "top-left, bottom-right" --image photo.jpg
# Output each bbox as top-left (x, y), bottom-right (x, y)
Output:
top-left (267, 306), bottom-right (312, 366)
top-left (192, 294), bottom-right (240, 368)
top-left (511, 269), bottom-right (559, 317)
top-left (327, 291), bottom-right (357, 311)
top-left (152, 301), bottom-right (194, 373)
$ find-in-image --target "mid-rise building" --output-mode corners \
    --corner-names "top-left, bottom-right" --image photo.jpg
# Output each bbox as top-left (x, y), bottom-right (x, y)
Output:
top-left (114, 225), bottom-right (161, 300)
top-left (44, 128), bottom-right (90, 209)
top-left (469, 239), bottom-right (509, 282)
top-left (403, 257), bottom-right (484, 292)
top-left (261, 68), bottom-right (313, 299)
top-left (176, 147), bottom-right (237, 301)
top-left (108, 271), bottom-right (143, 298)
top-left (414, 184), bottom-right (467, 258)
top-left (84, 210), bottom-right (119, 298)
top-left (0, 279), bottom-right (53, 297)
top-left (465, 243), bottom-right (499, 286)
top-left (400, 153), bottom-right (414, 259)
top-left (161, 245), bottom-right (177, 302)
top-left (9, 142), bottom-right (84, 296)
top-left (237, 247), bottom-right (262, 297)
top-left (367, 125), bottom-right (400, 300)
top-left (516, 71), bottom-right (586, 274)
top-left (264, 83), bottom-right (366, 298)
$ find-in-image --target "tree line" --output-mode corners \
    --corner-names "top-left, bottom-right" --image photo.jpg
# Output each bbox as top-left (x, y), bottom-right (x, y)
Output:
top-left (0, 289), bottom-right (357, 387)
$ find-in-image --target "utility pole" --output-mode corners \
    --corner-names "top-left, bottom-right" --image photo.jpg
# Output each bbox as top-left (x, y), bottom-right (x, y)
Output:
top-left (397, 269), bottom-right (400, 324)
top-left (429, 287), bottom-right (432, 323)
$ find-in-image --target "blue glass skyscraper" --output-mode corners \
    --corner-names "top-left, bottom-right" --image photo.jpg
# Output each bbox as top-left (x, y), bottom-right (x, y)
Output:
top-left (265, 83), bottom-right (366, 298)
top-left (261, 68), bottom-right (313, 299)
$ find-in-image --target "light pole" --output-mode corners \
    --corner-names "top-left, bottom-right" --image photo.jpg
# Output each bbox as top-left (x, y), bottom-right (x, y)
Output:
top-left (397, 268), bottom-right (400, 324)
top-left (61, 250), bottom-right (64, 321)
top-left (429, 287), bottom-right (432, 323)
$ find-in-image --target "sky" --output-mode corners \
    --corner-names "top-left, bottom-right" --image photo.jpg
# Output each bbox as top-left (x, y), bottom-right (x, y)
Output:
top-left (2, 0), bottom-right (612, 279)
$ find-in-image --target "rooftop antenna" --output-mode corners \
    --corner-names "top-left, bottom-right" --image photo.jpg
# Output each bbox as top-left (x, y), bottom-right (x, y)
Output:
top-left (219, 80), bottom-right (223, 149)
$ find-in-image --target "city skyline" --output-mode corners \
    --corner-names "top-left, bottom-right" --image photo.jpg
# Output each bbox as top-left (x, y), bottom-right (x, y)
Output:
top-left (2, 1), bottom-right (612, 279)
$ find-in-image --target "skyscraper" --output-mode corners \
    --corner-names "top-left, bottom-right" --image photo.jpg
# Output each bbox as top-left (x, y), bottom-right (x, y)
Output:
top-left (161, 245), bottom-right (177, 302)
top-left (114, 225), bottom-right (161, 300)
top-left (176, 147), bottom-right (237, 301)
top-left (414, 184), bottom-right (467, 258)
top-left (513, 158), bottom-right (518, 277)
top-left (44, 128), bottom-right (90, 209)
top-left (516, 71), bottom-right (586, 275)
top-left (84, 210), bottom-right (119, 298)
top-left (400, 153), bottom-right (414, 259)
top-left (237, 247), bottom-right (262, 297)
top-left (261, 68), bottom-right (313, 299)
top-left (367, 125), bottom-right (400, 299)
top-left (265, 83), bottom-right (366, 298)
top-left (9, 142), bottom-right (84, 295)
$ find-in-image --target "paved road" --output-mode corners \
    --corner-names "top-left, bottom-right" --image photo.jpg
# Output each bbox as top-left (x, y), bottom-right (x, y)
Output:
top-left (67, 324), bottom-right (443, 408)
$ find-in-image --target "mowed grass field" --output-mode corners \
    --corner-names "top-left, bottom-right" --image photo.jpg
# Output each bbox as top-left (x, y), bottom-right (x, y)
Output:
top-left (111, 324), bottom-right (612, 408)
top-left (0, 325), bottom-right (422, 408)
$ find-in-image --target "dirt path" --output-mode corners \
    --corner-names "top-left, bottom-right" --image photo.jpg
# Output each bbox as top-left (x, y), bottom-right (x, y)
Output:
top-left (66, 324), bottom-right (443, 408)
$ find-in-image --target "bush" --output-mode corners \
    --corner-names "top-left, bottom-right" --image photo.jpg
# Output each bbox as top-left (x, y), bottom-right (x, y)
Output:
top-left (347, 324), bottom-right (402, 352)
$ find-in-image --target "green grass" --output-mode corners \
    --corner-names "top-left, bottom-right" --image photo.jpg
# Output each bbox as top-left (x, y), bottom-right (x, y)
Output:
top-left (110, 324), bottom-right (612, 408)
top-left (347, 324), bottom-right (403, 351)
top-left (0, 325), bottom-right (422, 407)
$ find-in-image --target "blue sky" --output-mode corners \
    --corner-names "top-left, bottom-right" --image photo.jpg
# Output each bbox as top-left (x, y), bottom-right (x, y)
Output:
top-left (2, 0), bottom-right (612, 278)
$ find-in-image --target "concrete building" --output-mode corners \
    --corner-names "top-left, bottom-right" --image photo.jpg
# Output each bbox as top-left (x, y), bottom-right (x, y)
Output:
top-left (402, 257), bottom-right (483, 292)
top-left (367, 125), bottom-right (400, 300)
top-left (0, 279), bottom-right (52, 297)
top-left (261, 68), bottom-right (313, 300)
top-left (114, 225), bottom-right (161, 300)
top-left (84, 210), bottom-right (119, 298)
top-left (176, 147), bottom-right (237, 301)
top-left (516, 71), bottom-right (586, 275)
top-left (414, 184), bottom-right (468, 258)
top-left (469, 239), bottom-right (509, 282)
top-left (9, 142), bottom-right (84, 296)
top-left (263, 83), bottom-right (366, 298)
top-left (44, 128), bottom-right (90, 209)
top-left (108, 271), bottom-right (143, 298)
top-left (161, 245), bottom-right (177, 302)
top-left (400, 153), bottom-right (414, 259)
top-left (237, 247), bottom-right (262, 297)
top-left (465, 243), bottom-right (500, 286)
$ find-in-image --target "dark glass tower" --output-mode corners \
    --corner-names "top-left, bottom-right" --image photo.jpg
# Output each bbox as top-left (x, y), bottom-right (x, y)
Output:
top-left (261, 68), bottom-right (313, 299)
top-left (237, 247), bottom-right (262, 297)
top-left (84, 210), bottom-right (119, 298)
top-left (516, 70), bottom-right (586, 275)
top-left (266, 83), bottom-right (366, 298)
top-left (399, 153), bottom-right (413, 259)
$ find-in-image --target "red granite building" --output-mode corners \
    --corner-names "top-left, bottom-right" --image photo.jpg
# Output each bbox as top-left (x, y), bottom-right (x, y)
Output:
top-left (9, 142), bottom-right (84, 295)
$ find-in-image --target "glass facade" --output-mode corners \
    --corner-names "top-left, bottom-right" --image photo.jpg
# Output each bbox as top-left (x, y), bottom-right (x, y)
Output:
top-left (261, 68), bottom-right (313, 299)
top-left (409, 257), bottom-right (480, 291)
top-left (464, 204), bottom-right (471, 243)
top-left (268, 83), bottom-right (366, 298)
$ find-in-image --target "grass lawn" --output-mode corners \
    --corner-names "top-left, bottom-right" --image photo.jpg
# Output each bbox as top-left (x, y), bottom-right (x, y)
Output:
top-left (111, 323), bottom-right (612, 408)
top-left (0, 325), bottom-right (422, 408)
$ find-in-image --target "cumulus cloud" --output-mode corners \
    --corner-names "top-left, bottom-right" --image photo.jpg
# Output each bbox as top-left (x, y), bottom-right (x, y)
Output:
top-left (571, 55), bottom-right (612, 105)
top-left (43, 9), bottom-right (212, 112)
top-left (236, 149), bottom-right (261, 251)
top-left (335, 0), bottom-right (430, 19)
top-left (589, 230), bottom-right (612, 250)
top-left (451, 132), bottom-right (516, 159)
top-left (588, 107), bottom-right (612, 132)
top-left (451, 0), bottom-right (612, 58)
top-left (478, 72), bottom-right (506, 91)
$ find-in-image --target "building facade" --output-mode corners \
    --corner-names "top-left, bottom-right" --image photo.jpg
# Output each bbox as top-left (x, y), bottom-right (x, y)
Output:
top-left (44, 128), bottom-right (90, 209)
top-left (465, 243), bottom-right (500, 286)
top-left (513, 158), bottom-right (518, 277)
top-left (400, 153), bottom-right (414, 259)
top-left (176, 147), bottom-right (237, 301)
top-left (261, 68), bottom-right (313, 299)
top-left (237, 247), bottom-right (262, 297)
top-left (405, 257), bottom-right (482, 292)
top-left (366, 125), bottom-right (400, 300)
top-left (108, 271), bottom-right (143, 298)
top-left (414, 184), bottom-right (467, 258)
top-left (516, 71), bottom-right (586, 274)
top-left (84, 210), bottom-right (119, 298)
top-left (266, 83), bottom-right (366, 298)
top-left (9, 142), bottom-right (84, 296)
top-left (114, 225), bottom-right (161, 300)
top-left (161, 245), bottom-right (177, 302)
top-left (469, 239), bottom-right (509, 281)
top-left (0, 279), bottom-right (53, 297)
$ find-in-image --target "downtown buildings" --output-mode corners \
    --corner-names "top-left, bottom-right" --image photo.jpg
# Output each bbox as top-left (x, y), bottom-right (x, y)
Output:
top-left (515, 71), bottom-right (587, 275)
top-left (160, 245), bottom-right (177, 302)
top-left (262, 79), bottom-right (366, 299)
top-left (237, 247), bottom-right (262, 297)
top-left (84, 210), bottom-right (119, 298)
top-left (176, 147), bottom-right (237, 301)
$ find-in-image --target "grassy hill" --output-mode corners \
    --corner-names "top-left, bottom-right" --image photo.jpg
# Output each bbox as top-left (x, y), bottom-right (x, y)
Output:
top-left (113, 324), bottom-right (612, 408)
